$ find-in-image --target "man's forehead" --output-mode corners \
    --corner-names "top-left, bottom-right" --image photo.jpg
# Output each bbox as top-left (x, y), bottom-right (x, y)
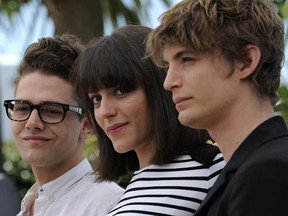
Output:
top-left (15, 73), bottom-right (75, 104)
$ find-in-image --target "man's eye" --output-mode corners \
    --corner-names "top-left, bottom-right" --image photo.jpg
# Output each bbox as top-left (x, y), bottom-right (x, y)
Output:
top-left (182, 57), bottom-right (192, 62)
top-left (16, 107), bottom-right (29, 112)
top-left (182, 56), bottom-right (197, 63)
top-left (41, 104), bottom-right (64, 116)
top-left (42, 108), bottom-right (63, 116)
top-left (14, 104), bottom-right (29, 112)
top-left (161, 63), bottom-right (169, 73)
top-left (164, 66), bottom-right (169, 73)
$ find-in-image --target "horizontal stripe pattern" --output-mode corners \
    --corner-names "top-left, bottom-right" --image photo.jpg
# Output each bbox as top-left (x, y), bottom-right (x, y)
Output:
top-left (107, 153), bottom-right (224, 216)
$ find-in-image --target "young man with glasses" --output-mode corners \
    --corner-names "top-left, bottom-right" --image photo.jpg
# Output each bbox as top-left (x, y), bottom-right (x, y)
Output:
top-left (3, 34), bottom-right (124, 216)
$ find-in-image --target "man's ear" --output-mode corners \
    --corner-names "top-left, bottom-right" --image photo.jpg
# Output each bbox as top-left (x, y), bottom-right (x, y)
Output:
top-left (237, 44), bottom-right (261, 79)
top-left (81, 117), bottom-right (93, 140)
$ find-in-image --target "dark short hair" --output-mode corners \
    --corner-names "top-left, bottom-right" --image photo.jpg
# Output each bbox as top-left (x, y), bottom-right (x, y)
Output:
top-left (16, 34), bottom-right (85, 105)
top-left (72, 25), bottom-right (212, 181)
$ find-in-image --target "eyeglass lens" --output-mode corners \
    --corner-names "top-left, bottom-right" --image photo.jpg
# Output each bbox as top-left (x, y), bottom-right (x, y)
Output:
top-left (7, 101), bottom-right (65, 123)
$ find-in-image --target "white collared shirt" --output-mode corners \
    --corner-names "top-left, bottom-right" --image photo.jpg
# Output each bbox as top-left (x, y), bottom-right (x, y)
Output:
top-left (17, 158), bottom-right (124, 216)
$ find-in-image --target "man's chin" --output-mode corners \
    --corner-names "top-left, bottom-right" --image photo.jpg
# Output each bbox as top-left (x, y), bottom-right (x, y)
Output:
top-left (178, 112), bottom-right (202, 129)
top-left (178, 112), bottom-right (191, 127)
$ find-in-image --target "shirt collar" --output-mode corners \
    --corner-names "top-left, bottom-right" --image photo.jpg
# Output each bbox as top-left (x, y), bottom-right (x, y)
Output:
top-left (40, 158), bottom-right (93, 202)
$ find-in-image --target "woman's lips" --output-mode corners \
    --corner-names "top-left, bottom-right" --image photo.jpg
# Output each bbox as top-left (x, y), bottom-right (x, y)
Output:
top-left (106, 122), bottom-right (128, 135)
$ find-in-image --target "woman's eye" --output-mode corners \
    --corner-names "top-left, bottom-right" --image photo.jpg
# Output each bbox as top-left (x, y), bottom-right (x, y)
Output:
top-left (91, 95), bottom-right (101, 104)
top-left (114, 87), bottom-right (130, 96)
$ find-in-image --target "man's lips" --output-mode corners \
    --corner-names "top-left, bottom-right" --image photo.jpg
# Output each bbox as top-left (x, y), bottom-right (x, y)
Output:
top-left (173, 96), bottom-right (193, 111)
top-left (173, 97), bottom-right (192, 105)
top-left (23, 136), bottom-right (50, 141)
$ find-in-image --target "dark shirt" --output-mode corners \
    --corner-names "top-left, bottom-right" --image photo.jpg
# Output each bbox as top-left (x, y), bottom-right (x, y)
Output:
top-left (195, 116), bottom-right (288, 216)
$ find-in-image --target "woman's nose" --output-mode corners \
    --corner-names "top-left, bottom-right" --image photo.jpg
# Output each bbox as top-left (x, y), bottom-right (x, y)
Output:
top-left (98, 98), bottom-right (117, 119)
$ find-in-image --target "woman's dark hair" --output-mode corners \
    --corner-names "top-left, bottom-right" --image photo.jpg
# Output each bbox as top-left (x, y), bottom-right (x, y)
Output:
top-left (72, 25), bottom-right (214, 181)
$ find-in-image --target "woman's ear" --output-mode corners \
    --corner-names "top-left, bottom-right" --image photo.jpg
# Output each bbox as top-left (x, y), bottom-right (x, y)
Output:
top-left (237, 44), bottom-right (261, 79)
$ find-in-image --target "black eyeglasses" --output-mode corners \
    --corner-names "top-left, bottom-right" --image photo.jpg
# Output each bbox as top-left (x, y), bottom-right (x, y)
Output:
top-left (3, 100), bottom-right (85, 124)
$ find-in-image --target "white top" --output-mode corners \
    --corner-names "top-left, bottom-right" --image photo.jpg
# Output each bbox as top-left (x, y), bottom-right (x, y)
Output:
top-left (107, 153), bottom-right (225, 216)
top-left (17, 158), bottom-right (124, 216)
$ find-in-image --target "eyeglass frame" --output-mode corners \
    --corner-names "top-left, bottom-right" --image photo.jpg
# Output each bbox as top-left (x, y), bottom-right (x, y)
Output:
top-left (3, 99), bottom-right (86, 124)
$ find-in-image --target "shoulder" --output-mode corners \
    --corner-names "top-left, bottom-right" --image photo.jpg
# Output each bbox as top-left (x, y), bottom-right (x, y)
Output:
top-left (140, 153), bottom-right (224, 178)
top-left (62, 174), bottom-right (124, 214)
top-left (229, 138), bottom-right (288, 193)
top-left (238, 149), bottom-right (288, 180)
top-left (81, 173), bottom-right (124, 194)
top-left (239, 134), bottom-right (288, 173)
top-left (223, 146), bottom-right (288, 214)
top-left (63, 172), bottom-right (124, 203)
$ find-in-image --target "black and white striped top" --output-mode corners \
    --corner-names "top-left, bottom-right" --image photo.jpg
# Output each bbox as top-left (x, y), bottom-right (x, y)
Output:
top-left (106, 153), bottom-right (224, 216)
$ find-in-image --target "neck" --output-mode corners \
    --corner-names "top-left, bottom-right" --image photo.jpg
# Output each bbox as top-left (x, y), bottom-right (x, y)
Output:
top-left (32, 157), bottom-right (84, 185)
top-left (209, 98), bottom-right (273, 162)
top-left (135, 138), bottom-right (156, 170)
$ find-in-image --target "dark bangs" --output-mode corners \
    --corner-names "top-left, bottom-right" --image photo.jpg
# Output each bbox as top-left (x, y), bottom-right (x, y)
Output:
top-left (79, 37), bottom-right (141, 94)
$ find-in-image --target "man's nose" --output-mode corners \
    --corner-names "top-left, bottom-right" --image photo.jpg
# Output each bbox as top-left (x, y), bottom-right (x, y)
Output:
top-left (25, 109), bottom-right (45, 130)
top-left (163, 65), bottom-right (181, 91)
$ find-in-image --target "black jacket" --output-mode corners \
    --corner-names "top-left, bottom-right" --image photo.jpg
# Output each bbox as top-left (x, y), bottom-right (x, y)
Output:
top-left (195, 116), bottom-right (288, 216)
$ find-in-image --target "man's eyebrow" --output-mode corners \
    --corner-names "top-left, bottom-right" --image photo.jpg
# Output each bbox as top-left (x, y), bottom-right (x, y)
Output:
top-left (173, 49), bottom-right (194, 60)
top-left (41, 100), bottom-right (62, 104)
top-left (162, 48), bottom-right (194, 66)
top-left (164, 48), bottom-right (194, 63)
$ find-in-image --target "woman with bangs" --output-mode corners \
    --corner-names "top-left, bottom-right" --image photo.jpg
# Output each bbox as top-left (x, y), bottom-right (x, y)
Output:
top-left (72, 25), bottom-right (225, 215)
